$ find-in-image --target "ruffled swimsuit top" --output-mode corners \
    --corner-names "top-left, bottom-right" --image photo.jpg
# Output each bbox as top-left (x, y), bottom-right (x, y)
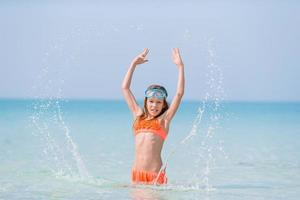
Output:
top-left (133, 117), bottom-right (167, 141)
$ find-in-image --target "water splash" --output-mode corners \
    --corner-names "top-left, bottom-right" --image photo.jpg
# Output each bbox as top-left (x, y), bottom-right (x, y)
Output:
top-left (154, 105), bottom-right (205, 185)
top-left (154, 39), bottom-right (227, 188)
top-left (190, 38), bottom-right (228, 192)
top-left (29, 36), bottom-right (91, 180)
top-left (56, 100), bottom-right (91, 179)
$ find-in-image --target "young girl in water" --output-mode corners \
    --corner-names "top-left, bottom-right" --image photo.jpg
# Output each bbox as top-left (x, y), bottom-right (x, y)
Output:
top-left (122, 48), bottom-right (185, 185)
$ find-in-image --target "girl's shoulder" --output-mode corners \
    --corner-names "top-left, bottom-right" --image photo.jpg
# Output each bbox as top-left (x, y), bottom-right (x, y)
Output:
top-left (157, 111), bottom-right (170, 125)
top-left (157, 112), bottom-right (170, 132)
top-left (133, 107), bottom-right (144, 121)
top-left (158, 110), bottom-right (168, 119)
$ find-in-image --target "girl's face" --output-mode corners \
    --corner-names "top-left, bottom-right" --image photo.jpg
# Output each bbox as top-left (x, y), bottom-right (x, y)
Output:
top-left (146, 97), bottom-right (164, 117)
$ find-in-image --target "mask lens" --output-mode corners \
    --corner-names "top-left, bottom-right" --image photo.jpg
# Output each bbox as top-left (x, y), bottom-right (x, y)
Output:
top-left (146, 90), bottom-right (154, 97)
top-left (145, 89), bottom-right (166, 99)
top-left (156, 91), bottom-right (163, 98)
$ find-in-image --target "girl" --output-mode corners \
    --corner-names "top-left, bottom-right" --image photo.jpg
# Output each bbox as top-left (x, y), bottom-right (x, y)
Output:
top-left (122, 48), bottom-right (185, 185)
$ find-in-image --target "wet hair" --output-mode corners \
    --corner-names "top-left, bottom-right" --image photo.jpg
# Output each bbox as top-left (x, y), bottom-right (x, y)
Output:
top-left (141, 85), bottom-right (169, 119)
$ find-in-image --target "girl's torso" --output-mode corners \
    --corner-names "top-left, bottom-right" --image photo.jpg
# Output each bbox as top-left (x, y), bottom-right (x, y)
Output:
top-left (133, 116), bottom-right (169, 172)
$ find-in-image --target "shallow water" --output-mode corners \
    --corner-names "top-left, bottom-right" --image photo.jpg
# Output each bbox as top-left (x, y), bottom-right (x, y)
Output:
top-left (0, 99), bottom-right (300, 199)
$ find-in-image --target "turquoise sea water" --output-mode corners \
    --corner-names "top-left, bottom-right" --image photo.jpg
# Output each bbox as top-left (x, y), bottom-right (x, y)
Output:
top-left (0, 99), bottom-right (300, 199)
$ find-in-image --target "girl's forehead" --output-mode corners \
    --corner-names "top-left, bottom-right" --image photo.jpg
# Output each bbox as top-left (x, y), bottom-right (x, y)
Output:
top-left (147, 97), bottom-right (163, 102)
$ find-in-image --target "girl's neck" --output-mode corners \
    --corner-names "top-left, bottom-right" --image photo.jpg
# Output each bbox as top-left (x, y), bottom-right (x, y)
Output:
top-left (146, 116), bottom-right (155, 120)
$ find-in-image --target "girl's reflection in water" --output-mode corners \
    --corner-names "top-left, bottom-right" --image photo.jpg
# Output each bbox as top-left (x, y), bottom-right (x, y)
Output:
top-left (130, 187), bottom-right (166, 200)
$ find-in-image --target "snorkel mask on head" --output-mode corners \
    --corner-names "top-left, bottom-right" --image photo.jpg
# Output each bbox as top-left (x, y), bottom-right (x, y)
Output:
top-left (145, 88), bottom-right (168, 100)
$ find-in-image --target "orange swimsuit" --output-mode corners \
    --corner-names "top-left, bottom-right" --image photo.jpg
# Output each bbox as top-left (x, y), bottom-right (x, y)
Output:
top-left (132, 169), bottom-right (167, 185)
top-left (133, 117), bottom-right (167, 140)
top-left (132, 117), bottom-right (168, 184)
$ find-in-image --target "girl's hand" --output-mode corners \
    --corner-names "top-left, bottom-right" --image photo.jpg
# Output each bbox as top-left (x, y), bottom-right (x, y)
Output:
top-left (131, 48), bottom-right (149, 66)
top-left (172, 48), bottom-right (184, 67)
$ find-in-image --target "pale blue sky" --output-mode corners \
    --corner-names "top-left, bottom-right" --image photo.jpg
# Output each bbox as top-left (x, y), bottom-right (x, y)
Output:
top-left (0, 1), bottom-right (299, 101)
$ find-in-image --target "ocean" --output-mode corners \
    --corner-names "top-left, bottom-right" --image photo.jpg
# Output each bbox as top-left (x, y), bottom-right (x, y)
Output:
top-left (0, 99), bottom-right (299, 199)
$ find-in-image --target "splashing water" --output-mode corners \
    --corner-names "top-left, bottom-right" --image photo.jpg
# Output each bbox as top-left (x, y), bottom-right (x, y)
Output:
top-left (154, 105), bottom-right (205, 185)
top-left (192, 38), bottom-right (227, 191)
top-left (155, 38), bottom-right (227, 190)
top-left (29, 38), bottom-right (91, 180)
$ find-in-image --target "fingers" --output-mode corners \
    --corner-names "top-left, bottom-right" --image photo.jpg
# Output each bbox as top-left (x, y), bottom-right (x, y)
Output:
top-left (172, 48), bottom-right (180, 55)
top-left (172, 48), bottom-right (180, 59)
top-left (172, 48), bottom-right (177, 57)
top-left (141, 48), bottom-right (149, 57)
top-left (171, 48), bottom-right (184, 66)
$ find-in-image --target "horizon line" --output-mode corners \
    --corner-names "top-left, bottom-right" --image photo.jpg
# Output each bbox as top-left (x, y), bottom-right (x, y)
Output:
top-left (0, 97), bottom-right (299, 104)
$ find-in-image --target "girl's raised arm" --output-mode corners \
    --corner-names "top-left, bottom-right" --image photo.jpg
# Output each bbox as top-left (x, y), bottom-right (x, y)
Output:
top-left (122, 48), bottom-right (149, 117)
top-left (165, 48), bottom-right (185, 122)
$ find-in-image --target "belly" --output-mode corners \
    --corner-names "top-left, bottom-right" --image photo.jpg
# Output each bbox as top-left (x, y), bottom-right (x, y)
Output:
top-left (133, 132), bottom-right (164, 172)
